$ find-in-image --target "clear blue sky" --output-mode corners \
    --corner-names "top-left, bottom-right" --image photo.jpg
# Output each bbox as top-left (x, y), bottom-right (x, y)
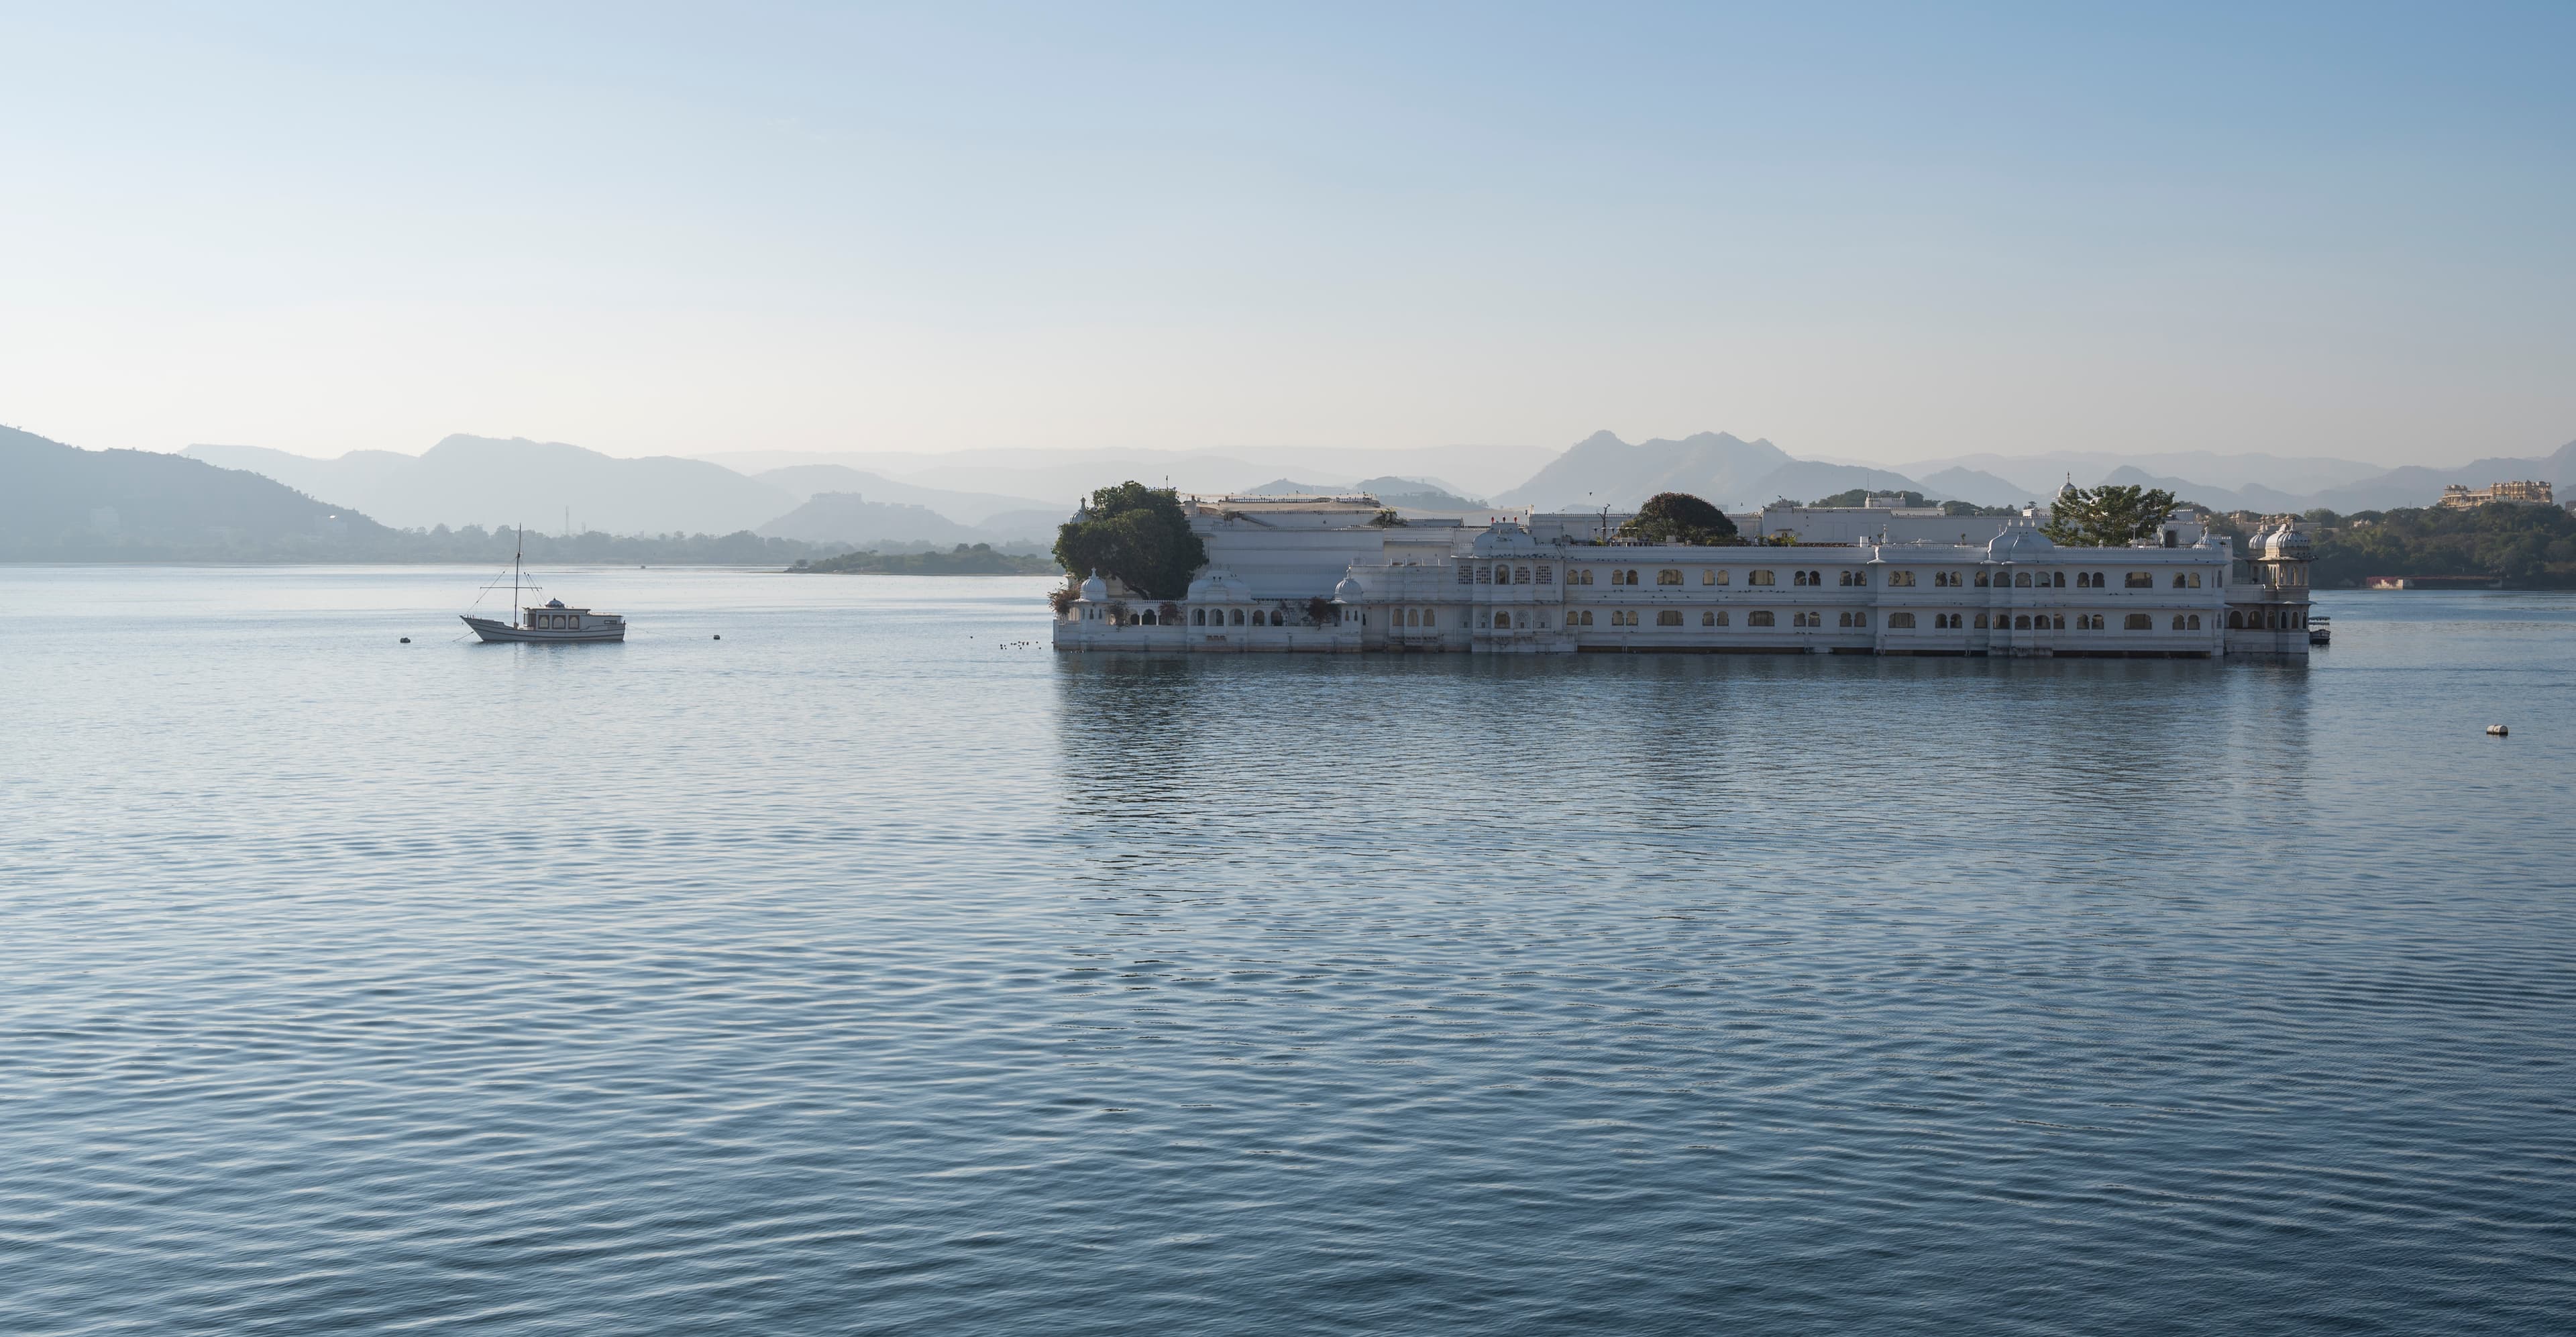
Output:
top-left (3, 1), bottom-right (2569, 466)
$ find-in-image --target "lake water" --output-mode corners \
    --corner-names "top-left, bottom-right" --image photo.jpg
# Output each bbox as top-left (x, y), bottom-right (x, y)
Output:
top-left (5, 566), bottom-right (2572, 1335)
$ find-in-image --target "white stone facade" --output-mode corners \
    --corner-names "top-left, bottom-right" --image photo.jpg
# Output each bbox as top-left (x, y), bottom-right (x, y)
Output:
top-left (1054, 496), bottom-right (2310, 659)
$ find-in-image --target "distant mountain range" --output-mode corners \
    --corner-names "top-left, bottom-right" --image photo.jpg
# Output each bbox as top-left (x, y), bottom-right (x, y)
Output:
top-left (1496, 430), bottom-right (2575, 517)
top-left (184, 437), bottom-right (1068, 549)
top-left (1493, 431), bottom-right (1925, 511)
top-left (10, 419), bottom-right (2569, 564)
top-left (3, 424), bottom-right (399, 558)
top-left (1246, 476), bottom-right (1489, 511)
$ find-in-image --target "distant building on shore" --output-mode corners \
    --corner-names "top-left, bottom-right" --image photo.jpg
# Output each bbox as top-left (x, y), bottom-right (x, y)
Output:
top-left (2436, 480), bottom-right (2554, 509)
top-left (1056, 494), bottom-right (2312, 659)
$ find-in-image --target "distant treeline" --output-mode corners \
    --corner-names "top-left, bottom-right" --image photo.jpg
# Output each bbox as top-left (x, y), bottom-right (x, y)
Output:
top-left (792, 544), bottom-right (1061, 576)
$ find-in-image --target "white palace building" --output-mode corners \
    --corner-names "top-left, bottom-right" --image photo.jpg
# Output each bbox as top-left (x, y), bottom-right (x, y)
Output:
top-left (1054, 494), bottom-right (2315, 659)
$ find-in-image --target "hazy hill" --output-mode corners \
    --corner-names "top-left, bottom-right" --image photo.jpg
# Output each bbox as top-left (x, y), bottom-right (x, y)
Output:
top-left (3, 425), bottom-right (393, 557)
top-left (187, 436), bottom-right (797, 535)
top-left (753, 464), bottom-right (1053, 526)
top-left (696, 443), bottom-right (1560, 504)
top-left (1898, 449), bottom-right (2388, 498)
top-left (1246, 476), bottom-right (1487, 510)
top-left (2306, 440), bottom-right (2576, 514)
top-left (755, 492), bottom-right (989, 546)
top-left (1913, 467), bottom-right (2040, 508)
top-left (1493, 431), bottom-right (1931, 511)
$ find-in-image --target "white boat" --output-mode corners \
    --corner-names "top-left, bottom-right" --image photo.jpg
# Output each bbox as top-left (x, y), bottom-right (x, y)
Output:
top-left (460, 528), bottom-right (627, 643)
top-left (463, 598), bottom-right (627, 643)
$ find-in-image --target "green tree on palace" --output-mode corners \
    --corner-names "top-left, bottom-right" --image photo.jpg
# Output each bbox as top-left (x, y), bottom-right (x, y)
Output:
top-left (2043, 484), bottom-right (2179, 547)
top-left (1617, 492), bottom-right (1740, 545)
top-left (1053, 482), bottom-right (1210, 600)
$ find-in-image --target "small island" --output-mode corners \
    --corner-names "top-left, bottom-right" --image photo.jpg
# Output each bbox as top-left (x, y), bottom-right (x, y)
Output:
top-left (790, 543), bottom-right (1061, 576)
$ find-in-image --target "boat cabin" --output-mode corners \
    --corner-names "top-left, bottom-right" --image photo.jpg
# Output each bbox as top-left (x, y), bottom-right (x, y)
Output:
top-left (523, 598), bottom-right (623, 632)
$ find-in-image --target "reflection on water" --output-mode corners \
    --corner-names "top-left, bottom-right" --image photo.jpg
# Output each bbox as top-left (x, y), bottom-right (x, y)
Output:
top-left (3, 570), bottom-right (2570, 1336)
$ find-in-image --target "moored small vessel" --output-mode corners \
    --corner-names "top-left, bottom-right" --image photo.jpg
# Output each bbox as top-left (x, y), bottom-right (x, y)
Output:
top-left (463, 598), bottom-right (627, 643)
top-left (461, 527), bottom-right (627, 643)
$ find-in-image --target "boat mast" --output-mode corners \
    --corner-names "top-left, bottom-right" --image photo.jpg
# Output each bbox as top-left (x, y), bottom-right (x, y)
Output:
top-left (514, 525), bottom-right (523, 625)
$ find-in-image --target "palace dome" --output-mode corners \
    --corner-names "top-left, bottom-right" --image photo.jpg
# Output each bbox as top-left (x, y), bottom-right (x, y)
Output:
top-left (1986, 523), bottom-right (2055, 561)
top-left (1471, 523), bottom-right (1540, 556)
top-left (1332, 574), bottom-right (1365, 602)
top-left (1078, 570), bottom-right (1109, 602)
top-left (2264, 525), bottom-right (2311, 560)
top-left (1185, 567), bottom-right (1248, 602)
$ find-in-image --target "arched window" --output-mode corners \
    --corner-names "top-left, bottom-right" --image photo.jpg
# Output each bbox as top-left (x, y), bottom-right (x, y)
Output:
top-left (2051, 572), bottom-right (2065, 588)
top-left (1578, 610), bottom-right (1593, 626)
top-left (1748, 610), bottom-right (1776, 627)
top-left (1712, 610), bottom-right (1730, 626)
top-left (1271, 610), bottom-right (1286, 627)
top-left (1701, 610), bottom-right (1717, 626)
top-left (2226, 610), bottom-right (2243, 629)
top-left (2170, 614), bottom-right (2185, 630)
top-left (2013, 614), bottom-right (2031, 629)
top-left (1809, 572), bottom-right (1821, 586)
top-left (1656, 569), bottom-right (1682, 585)
top-left (2050, 614), bottom-right (2064, 629)
top-left (2014, 571), bottom-right (2032, 588)
top-left (1974, 613), bottom-right (1989, 629)
top-left (2188, 614), bottom-right (2202, 630)
top-left (2173, 574), bottom-right (2187, 588)
top-left (1191, 608), bottom-right (1205, 625)
top-left (1975, 571), bottom-right (1992, 587)
top-left (2125, 572), bottom-right (2153, 588)
top-left (2124, 613), bottom-right (2153, 630)
top-left (1793, 570), bottom-right (1808, 586)
top-left (1657, 609), bottom-right (1683, 626)
top-left (1749, 570), bottom-right (1775, 586)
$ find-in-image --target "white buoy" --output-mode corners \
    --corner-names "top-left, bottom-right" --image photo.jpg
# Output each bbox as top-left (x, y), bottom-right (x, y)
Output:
top-left (2486, 724), bottom-right (2508, 736)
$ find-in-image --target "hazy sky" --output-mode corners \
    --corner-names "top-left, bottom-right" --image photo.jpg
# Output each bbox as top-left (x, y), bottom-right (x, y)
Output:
top-left (3, 2), bottom-right (2570, 467)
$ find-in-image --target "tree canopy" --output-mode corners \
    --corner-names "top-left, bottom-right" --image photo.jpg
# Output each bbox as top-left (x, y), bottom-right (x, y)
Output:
top-left (1617, 492), bottom-right (1739, 545)
top-left (2043, 484), bottom-right (2178, 547)
top-left (1053, 482), bottom-right (1209, 600)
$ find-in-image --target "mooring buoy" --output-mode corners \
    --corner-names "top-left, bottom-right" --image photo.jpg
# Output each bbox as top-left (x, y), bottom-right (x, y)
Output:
top-left (2487, 724), bottom-right (2508, 736)
top-left (399, 637), bottom-right (411, 643)
top-left (713, 634), bottom-right (722, 640)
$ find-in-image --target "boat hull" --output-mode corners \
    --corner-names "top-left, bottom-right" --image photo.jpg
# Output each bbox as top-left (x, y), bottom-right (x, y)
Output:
top-left (462, 615), bottom-right (626, 643)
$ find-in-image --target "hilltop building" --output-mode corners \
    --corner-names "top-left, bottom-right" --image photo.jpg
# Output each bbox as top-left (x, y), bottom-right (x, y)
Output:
top-left (2437, 480), bottom-right (2554, 509)
top-left (1055, 494), bottom-right (2310, 659)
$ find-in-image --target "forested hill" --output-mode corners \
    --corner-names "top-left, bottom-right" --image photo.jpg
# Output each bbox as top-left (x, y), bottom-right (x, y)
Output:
top-left (2308, 505), bottom-right (2576, 589)
top-left (1, 424), bottom-right (397, 558)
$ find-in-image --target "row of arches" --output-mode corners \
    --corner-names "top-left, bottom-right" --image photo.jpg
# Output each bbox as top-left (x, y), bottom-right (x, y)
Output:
top-left (1189, 608), bottom-right (1289, 627)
